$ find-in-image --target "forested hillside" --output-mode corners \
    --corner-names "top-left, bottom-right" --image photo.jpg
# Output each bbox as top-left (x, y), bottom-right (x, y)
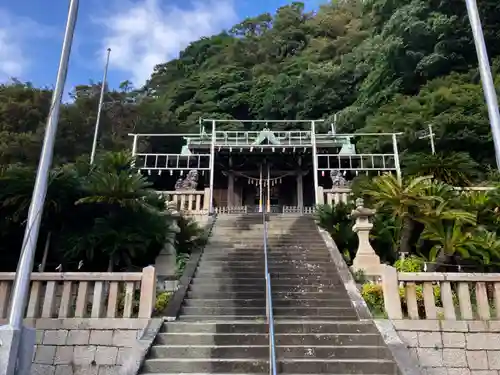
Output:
top-left (2, 0), bottom-right (500, 170)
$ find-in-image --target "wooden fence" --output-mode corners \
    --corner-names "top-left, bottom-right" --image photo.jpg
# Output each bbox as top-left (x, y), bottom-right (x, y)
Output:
top-left (0, 266), bottom-right (156, 319)
top-left (381, 265), bottom-right (500, 320)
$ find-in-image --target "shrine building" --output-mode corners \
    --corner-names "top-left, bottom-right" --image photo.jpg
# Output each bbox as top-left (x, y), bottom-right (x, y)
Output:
top-left (129, 119), bottom-right (402, 214)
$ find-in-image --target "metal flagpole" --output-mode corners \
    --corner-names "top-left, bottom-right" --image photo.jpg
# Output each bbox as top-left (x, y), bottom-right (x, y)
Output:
top-left (8, 0), bottom-right (79, 330)
top-left (311, 120), bottom-right (320, 205)
top-left (90, 47), bottom-right (111, 164)
top-left (208, 120), bottom-right (216, 215)
top-left (464, 0), bottom-right (500, 169)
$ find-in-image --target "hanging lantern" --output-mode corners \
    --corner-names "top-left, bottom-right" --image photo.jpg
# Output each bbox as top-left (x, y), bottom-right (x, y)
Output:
top-left (282, 148), bottom-right (285, 152)
top-left (355, 170), bottom-right (358, 176)
top-left (365, 171), bottom-right (369, 176)
top-left (321, 171), bottom-right (325, 177)
top-left (230, 147), bottom-right (233, 152)
top-left (272, 147), bottom-right (275, 152)
top-left (148, 169), bottom-right (151, 176)
top-left (180, 170), bottom-right (184, 176)
top-left (159, 170), bottom-right (162, 176)
top-left (250, 147), bottom-right (254, 152)
top-left (202, 170), bottom-right (205, 176)
top-left (170, 170), bottom-right (173, 176)
top-left (343, 171), bottom-right (347, 176)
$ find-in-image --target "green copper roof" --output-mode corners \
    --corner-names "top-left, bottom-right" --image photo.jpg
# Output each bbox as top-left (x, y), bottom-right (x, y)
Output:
top-left (252, 129), bottom-right (281, 145)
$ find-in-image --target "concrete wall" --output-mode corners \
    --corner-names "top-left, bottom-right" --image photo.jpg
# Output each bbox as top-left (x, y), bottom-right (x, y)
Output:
top-left (3, 318), bottom-right (151, 375)
top-left (392, 319), bottom-right (500, 375)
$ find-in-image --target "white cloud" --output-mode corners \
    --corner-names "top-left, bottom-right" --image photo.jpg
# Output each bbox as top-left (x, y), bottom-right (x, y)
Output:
top-left (0, 9), bottom-right (54, 82)
top-left (96, 0), bottom-right (238, 86)
top-left (0, 12), bottom-right (29, 80)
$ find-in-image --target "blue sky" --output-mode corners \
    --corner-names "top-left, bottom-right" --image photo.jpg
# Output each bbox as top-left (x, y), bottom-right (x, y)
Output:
top-left (0, 0), bottom-right (325, 92)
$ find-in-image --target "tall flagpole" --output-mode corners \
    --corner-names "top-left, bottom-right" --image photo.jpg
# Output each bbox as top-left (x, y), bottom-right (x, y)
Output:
top-left (90, 47), bottom-right (111, 164)
top-left (8, 0), bottom-right (79, 332)
top-left (464, 0), bottom-right (500, 169)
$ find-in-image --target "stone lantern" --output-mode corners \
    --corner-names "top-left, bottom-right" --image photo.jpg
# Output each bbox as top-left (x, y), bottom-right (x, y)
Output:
top-left (351, 198), bottom-right (382, 275)
top-left (155, 201), bottom-right (181, 291)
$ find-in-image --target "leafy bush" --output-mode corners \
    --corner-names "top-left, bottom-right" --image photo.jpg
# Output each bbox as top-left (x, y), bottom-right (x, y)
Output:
top-left (394, 256), bottom-right (424, 272)
top-left (361, 282), bottom-right (444, 318)
top-left (116, 289), bottom-right (172, 317)
top-left (154, 291), bottom-right (172, 314)
top-left (361, 283), bottom-right (385, 316)
top-left (315, 203), bottom-right (357, 264)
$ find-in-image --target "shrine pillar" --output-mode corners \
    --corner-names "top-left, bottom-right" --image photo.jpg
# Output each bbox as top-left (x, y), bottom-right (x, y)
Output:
top-left (227, 172), bottom-right (235, 207)
top-left (296, 173), bottom-right (303, 208)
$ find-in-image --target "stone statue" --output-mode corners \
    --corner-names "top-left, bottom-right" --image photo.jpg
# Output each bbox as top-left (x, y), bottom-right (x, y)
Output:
top-left (175, 170), bottom-right (199, 191)
top-left (330, 170), bottom-right (348, 187)
top-left (174, 178), bottom-right (183, 190)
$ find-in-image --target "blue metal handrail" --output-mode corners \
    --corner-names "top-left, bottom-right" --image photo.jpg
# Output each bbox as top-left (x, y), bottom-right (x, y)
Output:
top-left (263, 211), bottom-right (277, 375)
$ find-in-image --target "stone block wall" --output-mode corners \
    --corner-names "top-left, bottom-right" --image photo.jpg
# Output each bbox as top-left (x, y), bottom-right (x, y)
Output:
top-left (2, 318), bottom-right (151, 375)
top-left (393, 319), bottom-right (500, 375)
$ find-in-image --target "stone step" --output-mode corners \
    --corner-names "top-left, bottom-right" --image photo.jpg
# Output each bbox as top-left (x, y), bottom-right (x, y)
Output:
top-left (198, 260), bottom-right (335, 267)
top-left (190, 279), bottom-right (343, 287)
top-left (141, 358), bottom-right (397, 374)
top-left (154, 333), bottom-right (385, 346)
top-left (195, 273), bottom-right (339, 280)
top-left (203, 248), bottom-right (329, 253)
top-left (189, 285), bottom-right (343, 293)
top-left (186, 291), bottom-right (346, 300)
top-left (180, 307), bottom-right (357, 317)
top-left (160, 321), bottom-right (380, 334)
top-left (141, 373), bottom-right (390, 375)
top-left (183, 299), bottom-right (352, 308)
top-left (149, 345), bottom-right (393, 360)
top-left (197, 266), bottom-right (336, 273)
top-left (201, 255), bottom-right (331, 261)
top-left (178, 316), bottom-right (360, 321)
top-left (212, 242), bottom-right (326, 246)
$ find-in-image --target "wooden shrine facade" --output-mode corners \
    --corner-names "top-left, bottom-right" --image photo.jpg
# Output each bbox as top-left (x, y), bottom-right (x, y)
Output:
top-left (129, 119), bottom-right (402, 214)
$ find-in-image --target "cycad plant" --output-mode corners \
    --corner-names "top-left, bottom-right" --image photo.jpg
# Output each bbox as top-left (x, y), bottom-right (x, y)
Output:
top-left (70, 151), bottom-right (172, 271)
top-left (364, 174), bottom-right (440, 255)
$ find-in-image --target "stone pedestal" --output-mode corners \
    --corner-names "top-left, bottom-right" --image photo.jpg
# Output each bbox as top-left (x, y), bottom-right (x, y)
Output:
top-left (155, 203), bottom-right (181, 291)
top-left (0, 325), bottom-right (35, 375)
top-left (351, 198), bottom-right (382, 275)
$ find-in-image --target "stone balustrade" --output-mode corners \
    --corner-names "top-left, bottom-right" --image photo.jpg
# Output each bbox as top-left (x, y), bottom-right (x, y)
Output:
top-left (317, 187), bottom-right (352, 206)
top-left (381, 265), bottom-right (500, 321)
top-left (317, 186), bottom-right (496, 207)
top-left (157, 188), bottom-right (209, 214)
top-left (0, 266), bottom-right (156, 320)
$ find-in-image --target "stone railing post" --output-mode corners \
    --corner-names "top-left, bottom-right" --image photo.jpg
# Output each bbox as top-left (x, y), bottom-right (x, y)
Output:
top-left (202, 187), bottom-right (210, 210)
top-left (351, 198), bottom-right (382, 274)
top-left (316, 186), bottom-right (324, 205)
top-left (138, 265), bottom-right (157, 318)
top-left (381, 265), bottom-right (403, 319)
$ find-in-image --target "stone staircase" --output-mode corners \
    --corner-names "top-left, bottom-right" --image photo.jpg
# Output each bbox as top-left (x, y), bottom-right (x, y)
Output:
top-left (140, 213), bottom-right (399, 374)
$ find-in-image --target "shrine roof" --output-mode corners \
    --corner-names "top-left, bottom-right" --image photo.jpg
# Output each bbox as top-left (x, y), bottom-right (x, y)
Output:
top-left (183, 129), bottom-right (352, 148)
